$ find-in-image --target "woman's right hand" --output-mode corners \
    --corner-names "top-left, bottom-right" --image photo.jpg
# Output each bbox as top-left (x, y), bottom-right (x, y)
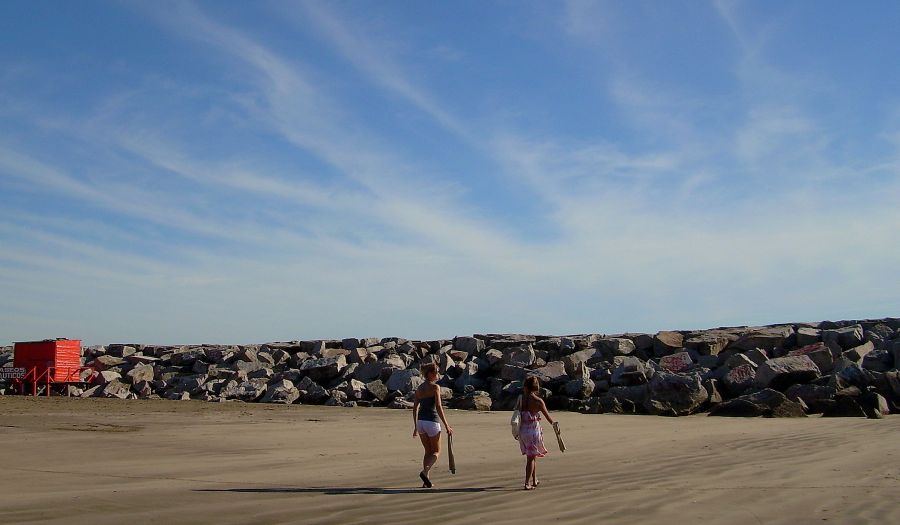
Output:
top-left (413, 429), bottom-right (418, 438)
top-left (446, 426), bottom-right (454, 436)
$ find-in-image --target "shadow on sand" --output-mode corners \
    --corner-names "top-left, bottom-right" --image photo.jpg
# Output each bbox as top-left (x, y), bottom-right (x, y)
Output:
top-left (195, 486), bottom-right (507, 495)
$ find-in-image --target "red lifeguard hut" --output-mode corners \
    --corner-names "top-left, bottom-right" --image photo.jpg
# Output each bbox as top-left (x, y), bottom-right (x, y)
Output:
top-left (11, 339), bottom-right (93, 396)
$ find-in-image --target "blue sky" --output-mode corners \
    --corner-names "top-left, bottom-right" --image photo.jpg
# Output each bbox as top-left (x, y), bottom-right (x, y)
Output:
top-left (1, 0), bottom-right (898, 345)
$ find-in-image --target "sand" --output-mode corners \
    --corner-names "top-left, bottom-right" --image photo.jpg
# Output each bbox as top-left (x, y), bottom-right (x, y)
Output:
top-left (0, 397), bottom-right (897, 525)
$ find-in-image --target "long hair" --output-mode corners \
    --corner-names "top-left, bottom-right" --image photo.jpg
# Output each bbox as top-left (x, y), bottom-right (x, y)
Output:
top-left (420, 362), bottom-right (438, 380)
top-left (523, 375), bottom-right (541, 411)
top-left (524, 375), bottom-right (540, 394)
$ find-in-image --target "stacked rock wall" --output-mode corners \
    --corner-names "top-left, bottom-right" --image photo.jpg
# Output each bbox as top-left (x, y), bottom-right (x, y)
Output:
top-left (1, 318), bottom-right (898, 418)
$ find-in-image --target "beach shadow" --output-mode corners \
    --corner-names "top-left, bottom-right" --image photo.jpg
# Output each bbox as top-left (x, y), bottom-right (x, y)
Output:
top-left (196, 486), bottom-right (507, 495)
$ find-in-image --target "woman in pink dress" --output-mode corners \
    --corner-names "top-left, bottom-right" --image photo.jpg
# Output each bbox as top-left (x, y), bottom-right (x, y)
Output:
top-left (518, 376), bottom-right (556, 490)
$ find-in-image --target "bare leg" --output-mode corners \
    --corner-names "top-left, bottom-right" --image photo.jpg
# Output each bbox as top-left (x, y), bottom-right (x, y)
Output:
top-left (423, 433), bottom-right (441, 484)
top-left (532, 459), bottom-right (539, 487)
top-left (419, 433), bottom-right (434, 487)
top-left (524, 456), bottom-right (535, 489)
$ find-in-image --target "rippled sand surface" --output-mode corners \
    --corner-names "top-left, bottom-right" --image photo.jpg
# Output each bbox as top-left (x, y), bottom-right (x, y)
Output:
top-left (1, 397), bottom-right (898, 525)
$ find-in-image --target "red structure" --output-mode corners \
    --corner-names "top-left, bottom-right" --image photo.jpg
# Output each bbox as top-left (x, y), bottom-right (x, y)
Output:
top-left (12, 339), bottom-right (93, 396)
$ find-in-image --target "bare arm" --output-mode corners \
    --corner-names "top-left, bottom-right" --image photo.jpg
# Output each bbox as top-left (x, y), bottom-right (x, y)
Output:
top-left (434, 384), bottom-right (453, 435)
top-left (412, 395), bottom-right (419, 437)
top-left (537, 397), bottom-right (555, 425)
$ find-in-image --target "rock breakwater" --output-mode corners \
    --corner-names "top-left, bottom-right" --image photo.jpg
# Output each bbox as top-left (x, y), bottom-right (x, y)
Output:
top-left (2, 318), bottom-right (898, 418)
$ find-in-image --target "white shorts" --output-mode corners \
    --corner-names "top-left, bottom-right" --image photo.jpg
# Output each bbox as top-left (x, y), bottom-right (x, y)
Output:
top-left (416, 420), bottom-right (442, 437)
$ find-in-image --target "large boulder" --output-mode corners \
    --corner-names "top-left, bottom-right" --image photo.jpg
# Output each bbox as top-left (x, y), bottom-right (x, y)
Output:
top-left (386, 369), bottom-right (423, 394)
top-left (822, 324), bottom-right (864, 350)
top-left (503, 345), bottom-right (536, 367)
top-left (784, 383), bottom-right (836, 414)
top-left (643, 372), bottom-right (708, 416)
top-left (299, 355), bottom-right (347, 382)
top-left (220, 378), bottom-right (268, 402)
top-left (795, 327), bottom-right (821, 347)
top-left (728, 326), bottom-right (792, 352)
top-left (611, 356), bottom-right (651, 386)
top-left (297, 376), bottom-right (329, 404)
top-left (452, 391), bottom-right (492, 411)
top-left (98, 379), bottom-right (131, 399)
top-left (723, 364), bottom-right (757, 397)
top-left (755, 355), bottom-right (821, 390)
top-left (659, 352), bottom-right (693, 373)
top-left (365, 380), bottom-right (389, 402)
top-left (787, 343), bottom-right (834, 374)
top-left (595, 338), bottom-right (635, 357)
top-left (842, 341), bottom-right (874, 363)
top-left (563, 378), bottom-right (595, 399)
top-left (709, 388), bottom-right (806, 417)
top-left (261, 379), bottom-right (300, 404)
top-left (454, 336), bottom-right (485, 354)
top-left (125, 363), bottom-right (155, 384)
top-left (684, 332), bottom-right (733, 356)
top-left (532, 360), bottom-right (568, 384)
top-left (653, 331), bottom-right (684, 357)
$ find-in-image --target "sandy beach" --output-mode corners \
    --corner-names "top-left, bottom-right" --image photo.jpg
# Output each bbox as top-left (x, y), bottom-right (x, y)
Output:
top-left (0, 397), bottom-right (897, 525)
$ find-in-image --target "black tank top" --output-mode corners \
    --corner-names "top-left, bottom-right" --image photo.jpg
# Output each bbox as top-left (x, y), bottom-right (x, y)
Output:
top-left (418, 394), bottom-right (439, 422)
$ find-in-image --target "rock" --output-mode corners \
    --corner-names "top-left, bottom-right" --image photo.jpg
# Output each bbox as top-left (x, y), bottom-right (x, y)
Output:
top-left (297, 376), bottom-right (329, 404)
top-left (787, 343), bottom-right (834, 374)
top-left (261, 379), bottom-right (300, 404)
top-left (861, 349), bottom-right (894, 372)
top-left (99, 379), bottom-right (131, 399)
top-left (341, 338), bottom-right (360, 350)
top-left (563, 378), bottom-right (595, 399)
top-left (611, 356), bottom-right (650, 386)
top-left (643, 372), bottom-right (708, 416)
top-left (532, 360), bottom-right (568, 384)
top-left (684, 333), bottom-right (732, 356)
top-left (842, 341), bottom-right (874, 363)
top-left (725, 353), bottom-right (758, 370)
top-left (659, 352), bottom-right (693, 373)
top-left (821, 395), bottom-right (866, 417)
top-left (386, 369), bottom-right (423, 394)
top-left (299, 355), bottom-right (347, 382)
top-left (89, 355), bottom-right (126, 371)
top-left (723, 364), bottom-right (757, 397)
top-left (784, 384), bottom-right (836, 414)
top-left (125, 354), bottom-right (159, 365)
top-left (755, 355), bottom-right (821, 390)
top-left (653, 331), bottom-right (684, 357)
top-left (220, 378), bottom-right (267, 402)
top-left (453, 391), bottom-right (492, 411)
top-left (703, 378), bottom-right (723, 405)
top-left (859, 391), bottom-right (890, 419)
top-left (366, 380), bottom-right (389, 402)
top-left (504, 345), bottom-right (536, 367)
top-left (834, 362), bottom-right (875, 390)
top-left (795, 327), bottom-right (821, 347)
top-left (709, 389), bottom-right (806, 417)
top-left (500, 364), bottom-right (528, 382)
top-left (387, 398), bottom-right (414, 409)
top-left (321, 348), bottom-right (350, 359)
top-left (171, 349), bottom-right (204, 367)
top-left (595, 338), bottom-right (635, 357)
top-left (300, 340), bottom-right (326, 355)
top-left (742, 348), bottom-right (770, 366)
top-left (340, 379), bottom-right (368, 401)
top-left (353, 361), bottom-right (386, 383)
top-left (728, 326), bottom-right (793, 352)
top-left (95, 370), bottom-right (122, 384)
top-left (106, 344), bottom-right (138, 358)
top-left (125, 363), bottom-right (155, 384)
top-left (454, 336), bottom-right (485, 354)
top-left (822, 324), bottom-right (864, 350)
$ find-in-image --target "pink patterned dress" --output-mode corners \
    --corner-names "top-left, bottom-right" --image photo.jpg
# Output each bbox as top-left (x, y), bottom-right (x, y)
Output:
top-left (519, 410), bottom-right (549, 458)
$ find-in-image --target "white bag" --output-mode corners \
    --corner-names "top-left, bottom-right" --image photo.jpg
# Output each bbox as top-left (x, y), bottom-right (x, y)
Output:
top-left (510, 395), bottom-right (522, 440)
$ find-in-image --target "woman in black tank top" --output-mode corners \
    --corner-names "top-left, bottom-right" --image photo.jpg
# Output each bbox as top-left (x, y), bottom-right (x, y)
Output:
top-left (412, 362), bottom-right (453, 488)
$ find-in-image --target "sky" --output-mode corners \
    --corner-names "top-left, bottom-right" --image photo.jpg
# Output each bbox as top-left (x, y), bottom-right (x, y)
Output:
top-left (1, 0), bottom-right (899, 345)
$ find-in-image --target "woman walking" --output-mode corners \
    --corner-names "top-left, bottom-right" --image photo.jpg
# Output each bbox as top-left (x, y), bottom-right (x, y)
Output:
top-left (518, 376), bottom-right (556, 490)
top-left (412, 362), bottom-right (453, 488)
